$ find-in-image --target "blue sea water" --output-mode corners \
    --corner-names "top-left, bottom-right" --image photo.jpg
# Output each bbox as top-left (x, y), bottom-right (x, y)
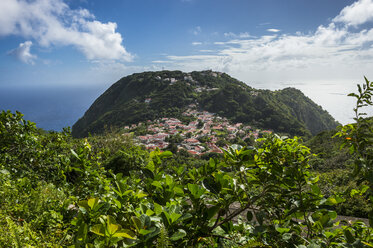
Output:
top-left (0, 81), bottom-right (369, 132)
top-left (0, 86), bottom-right (102, 131)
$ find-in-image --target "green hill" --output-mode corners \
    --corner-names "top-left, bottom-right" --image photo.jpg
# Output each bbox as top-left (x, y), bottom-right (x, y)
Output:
top-left (72, 70), bottom-right (339, 137)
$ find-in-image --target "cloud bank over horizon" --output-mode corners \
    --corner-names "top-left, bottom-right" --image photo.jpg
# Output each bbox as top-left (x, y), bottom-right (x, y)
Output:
top-left (156, 0), bottom-right (373, 84)
top-left (0, 0), bottom-right (132, 63)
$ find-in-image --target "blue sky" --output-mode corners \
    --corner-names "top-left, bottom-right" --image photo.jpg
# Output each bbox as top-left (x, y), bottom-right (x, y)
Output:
top-left (1, 0), bottom-right (373, 126)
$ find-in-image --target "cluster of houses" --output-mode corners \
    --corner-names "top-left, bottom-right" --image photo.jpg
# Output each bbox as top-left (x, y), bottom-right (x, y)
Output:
top-left (153, 70), bottom-right (224, 93)
top-left (124, 104), bottom-right (272, 156)
top-left (194, 86), bottom-right (219, 93)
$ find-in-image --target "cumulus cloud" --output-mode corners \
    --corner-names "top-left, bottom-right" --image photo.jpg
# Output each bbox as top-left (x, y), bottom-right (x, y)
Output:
top-left (157, 0), bottom-right (373, 84)
top-left (192, 42), bottom-right (202, 45)
top-left (333, 0), bottom-right (373, 26)
top-left (0, 0), bottom-right (132, 62)
top-left (8, 41), bottom-right (37, 64)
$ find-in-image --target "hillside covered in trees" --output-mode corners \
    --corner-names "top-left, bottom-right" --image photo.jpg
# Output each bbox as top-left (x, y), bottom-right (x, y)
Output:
top-left (72, 70), bottom-right (339, 138)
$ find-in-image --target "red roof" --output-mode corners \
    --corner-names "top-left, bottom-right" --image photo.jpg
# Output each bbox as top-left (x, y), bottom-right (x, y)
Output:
top-left (187, 150), bottom-right (199, 155)
top-left (209, 148), bottom-right (223, 154)
top-left (185, 138), bottom-right (199, 143)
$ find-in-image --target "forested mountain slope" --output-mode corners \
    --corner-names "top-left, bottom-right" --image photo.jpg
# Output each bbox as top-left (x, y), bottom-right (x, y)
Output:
top-left (72, 70), bottom-right (339, 137)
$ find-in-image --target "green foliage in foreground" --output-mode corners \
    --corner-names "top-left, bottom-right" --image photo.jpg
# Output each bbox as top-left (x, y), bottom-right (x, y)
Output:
top-left (1, 78), bottom-right (373, 247)
top-left (306, 129), bottom-right (371, 218)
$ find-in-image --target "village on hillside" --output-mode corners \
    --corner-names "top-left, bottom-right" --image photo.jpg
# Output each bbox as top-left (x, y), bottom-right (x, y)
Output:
top-left (124, 104), bottom-right (272, 156)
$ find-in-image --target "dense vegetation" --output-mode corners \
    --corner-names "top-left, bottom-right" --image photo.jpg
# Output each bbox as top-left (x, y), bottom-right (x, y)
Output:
top-left (72, 70), bottom-right (338, 138)
top-left (1, 78), bottom-right (373, 247)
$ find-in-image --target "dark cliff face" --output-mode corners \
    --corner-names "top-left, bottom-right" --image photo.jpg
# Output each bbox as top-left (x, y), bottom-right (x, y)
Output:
top-left (273, 88), bottom-right (339, 135)
top-left (72, 70), bottom-right (339, 138)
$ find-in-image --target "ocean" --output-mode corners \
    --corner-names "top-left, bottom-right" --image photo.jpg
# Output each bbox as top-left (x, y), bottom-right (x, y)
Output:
top-left (0, 81), bottom-right (370, 131)
top-left (0, 86), bottom-right (102, 131)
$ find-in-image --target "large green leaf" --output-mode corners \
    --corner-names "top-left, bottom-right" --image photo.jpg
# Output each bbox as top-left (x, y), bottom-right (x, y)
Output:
top-left (152, 181), bottom-right (162, 189)
top-left (108, 223), bottom-right (120, 236)
top-left (77, 222), bottom-right (88, 242)
top-left (71, 149), bottom-right (80, 160)
top-left (202, 177), bottom-right (221, 194)
top-left (139, 227), bottom-right (157, 236)
top-left (161, 211), bottom-right (171, 228)
top-left (131, 216), bottom-right (142, 232)
top-left (113, 229), bottom-right (136, 239)
top-left (188, 183), bottom-right (205, 199)
top-left (343, 229), bottom-right (355, 243)
top-left (78, 200), bottom-right (89, 212)
top-left (170, 212), bottom-right (182, 223)
top-left (176, 213), bottom-right (193, 224)
top-left (135, 191), bottom-right (148, 198)
top-left (160, 151), bottom-right (173, 159)
top-left (170, 229), bottom-right (186, 241)
top-left (206, 205), bottom-right (220, 221)
top-left (165, 175), bottom-right (173, 186)
top-left (87, 198), bottom-right (99, 210)
top-left (173, 186), bottom-right (184, 195)
top-left (275, 226), bottom-right (290, 234)
top-left (90, 224), bottom-right (105, 236)
top-left (154, 203), bottom-right (163, 215)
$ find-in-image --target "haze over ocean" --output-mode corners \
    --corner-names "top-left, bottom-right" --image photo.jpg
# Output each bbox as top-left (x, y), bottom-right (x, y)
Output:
top-left (0, 78), bottom-right (364, 131)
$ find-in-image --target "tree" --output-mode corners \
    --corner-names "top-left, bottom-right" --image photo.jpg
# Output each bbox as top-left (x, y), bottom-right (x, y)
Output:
top-left (336, 77), bottom-right (373, 227)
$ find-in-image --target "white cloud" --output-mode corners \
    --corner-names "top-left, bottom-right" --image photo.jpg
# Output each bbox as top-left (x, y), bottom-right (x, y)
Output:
top-left (8, 41), bottom-right (37, 64)
top-left (192, 26), bottom-right (202, 35)
top-left (333, 0), bottom-right (373, 26)
top-left (224, 32), bottom-right (252, 38)
top-left (152, 60), bottom-right (173, 63)
top-left (159, 0), bottom-right (373, 84)
top-left (88, 61), bottom-right (163, 87)
top-left (192, 42), bottom-right (202, 45)
top-left (267, 28), bottom-right (280, 33)
top-left (0, 0), bottom-right (132, 62)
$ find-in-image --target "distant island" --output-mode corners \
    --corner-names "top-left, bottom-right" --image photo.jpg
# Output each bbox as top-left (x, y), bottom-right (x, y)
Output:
top-left (72, 70), bottom-right (339, 138)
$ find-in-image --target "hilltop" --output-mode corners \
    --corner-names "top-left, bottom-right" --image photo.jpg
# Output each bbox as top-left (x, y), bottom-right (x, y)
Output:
top-left (72, 70), bottom-right (339, 138)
